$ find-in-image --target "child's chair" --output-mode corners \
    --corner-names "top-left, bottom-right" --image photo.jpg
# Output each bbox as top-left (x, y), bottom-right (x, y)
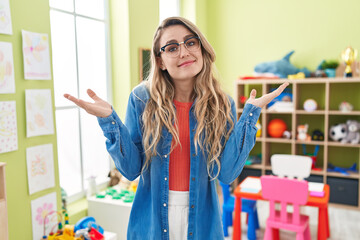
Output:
top-left (271, 154), bottom-right (312, 180)
top-left (260, 175), bottom-right (311, 240)
top-left (219, 181), bottom-right (259, 240)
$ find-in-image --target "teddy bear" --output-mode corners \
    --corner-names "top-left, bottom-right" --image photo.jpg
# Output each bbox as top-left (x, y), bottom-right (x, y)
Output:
top-left (342, 120), bottom-right (360, 144)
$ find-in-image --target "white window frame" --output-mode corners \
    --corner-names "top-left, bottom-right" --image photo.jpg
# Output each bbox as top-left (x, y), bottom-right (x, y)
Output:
top-left (50, 0), bottom-right (113, 203)
top-left (159, 0), bottom-right (180, 23)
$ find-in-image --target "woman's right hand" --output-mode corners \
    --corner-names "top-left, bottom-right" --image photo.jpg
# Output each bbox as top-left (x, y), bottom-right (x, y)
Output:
top-left (64, 89), bottom-right (113, 118)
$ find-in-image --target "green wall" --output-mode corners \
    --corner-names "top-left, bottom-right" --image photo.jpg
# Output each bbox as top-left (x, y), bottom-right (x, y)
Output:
top-left (205, 0), bottom-right (360, 96)
top-left (111, 0), bottom-right (159, 119)
top-left (0, 0), bottom-right (60, 239)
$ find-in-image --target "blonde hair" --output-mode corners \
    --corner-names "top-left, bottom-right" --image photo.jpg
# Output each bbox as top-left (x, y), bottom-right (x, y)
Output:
top-left (141, 17), bottom-right (234, 179)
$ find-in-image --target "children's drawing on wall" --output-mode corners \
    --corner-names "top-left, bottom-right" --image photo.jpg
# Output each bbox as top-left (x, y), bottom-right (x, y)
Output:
top-left (22, 30), bottom-right (51, 80)
top-left (26, 144), bottom-right (55, 195)
top-left (0, 41), bottom-right (15, 94)
top-left (25, 89), bottom-right (54, 137)
top-left (0, 0), bottom-right (13, 35)
top-left (0, 101), bottom-right (17, 153)
top-left (31, 192), bottom-right (57, 240)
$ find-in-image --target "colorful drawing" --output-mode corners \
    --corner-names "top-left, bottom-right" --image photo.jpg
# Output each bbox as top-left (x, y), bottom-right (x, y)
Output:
top-left (0, 101), bottom-right (17, 154)
top-left (22, 30), bottom-right (51, 80)
top-left (26, 144), bottom-right (55, 195)
top-left (25, 89), bottom-right (54, 137)
top-left (31, 192), bottom-right (57, 240)
top-left (0, 41), bottom-right (15, 94)
top-left (0, 0), bottom-right (13, 35)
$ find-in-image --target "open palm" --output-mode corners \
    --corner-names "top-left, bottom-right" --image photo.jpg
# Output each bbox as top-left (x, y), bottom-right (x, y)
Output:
top-left (63, 89), bottom-right (112, 118)
top-left (246, 82), bottom-right (289, 108)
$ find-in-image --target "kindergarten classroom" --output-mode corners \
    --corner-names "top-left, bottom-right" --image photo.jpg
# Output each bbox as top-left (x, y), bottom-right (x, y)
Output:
top-left (1, 0), bottom-right (360, 239)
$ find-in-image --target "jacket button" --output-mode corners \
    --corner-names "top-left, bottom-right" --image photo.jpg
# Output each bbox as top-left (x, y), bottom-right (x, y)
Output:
top-left (163, 203), bottom-right (167, 207)
top-left (192, 153), bottom-right (196, 157)
top-left (164, 229), bottom-right (167, 233)
top-left (164, 177), bottom-right (168, 181)
top-left (192, 177), bottom-right (195, 181)
top-left (249, 113), bottom-right (253, 116)
top-left (111, 121), bottom-right (115, 124)
top-left (164, 154), bottom-right (168, 158)
top-left (192, 129), bottom-right (195, 132)
top-left (189, 232), bottom-right (193, 236)
top-left (191, 205), bottom-right (195, 208)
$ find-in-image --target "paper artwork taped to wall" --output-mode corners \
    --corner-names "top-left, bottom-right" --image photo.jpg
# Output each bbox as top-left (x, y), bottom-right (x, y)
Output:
top-left (25, 89), bottom-right (54, 137)
top-left (26, 144), bottom-right (55, 195)
top-left (22, 30), bottom-right (51, 80)
top-left (0, 41), bottom-right (15, 94)
top-left (0, 101), bottom-right (18, 154)
top-left (0, 0), bottom-right (13, 35)
top-left (31, 192), bottom-right (57, 240)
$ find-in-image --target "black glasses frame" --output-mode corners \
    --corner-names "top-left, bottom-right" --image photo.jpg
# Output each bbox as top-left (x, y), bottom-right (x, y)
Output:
top-left (159, 36), bottom-right (201, 56)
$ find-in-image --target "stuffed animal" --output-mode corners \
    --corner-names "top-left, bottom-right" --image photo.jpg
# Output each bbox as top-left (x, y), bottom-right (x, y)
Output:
top-left (254, 51), bottom-right (311, 78)
top-left (108, 168), bottom-right (122, 187)
top-left (329, 123), bottom-right (348, 142)
top-left (343, 120), bottom-right (360, 144)
top-left (297, 124), bottom-right (311, 141)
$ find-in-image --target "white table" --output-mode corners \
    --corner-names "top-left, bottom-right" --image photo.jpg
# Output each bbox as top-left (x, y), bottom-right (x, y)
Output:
top-left (88, 195), bottom-right (132, 240)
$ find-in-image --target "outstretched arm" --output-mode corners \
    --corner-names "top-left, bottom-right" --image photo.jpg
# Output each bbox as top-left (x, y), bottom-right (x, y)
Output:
top-left (218, 82), bottom-right (289, 184)
top-left (63, 90), bottom-right (143, 180)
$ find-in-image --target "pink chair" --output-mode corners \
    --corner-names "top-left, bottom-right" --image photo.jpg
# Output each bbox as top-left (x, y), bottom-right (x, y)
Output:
top-left (260, 175), bottom-right (311, 240)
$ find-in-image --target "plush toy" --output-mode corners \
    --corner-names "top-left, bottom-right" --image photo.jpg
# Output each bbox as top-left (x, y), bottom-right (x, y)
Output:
top-left (108, 168), bottom-right (122, 187)
top-left (254, 50), bottom-right (311, 78)
top-left (311, 129), bottom-right (324, 141)
top-left (329, 123), bottom-right (348, 142)
top-left (343, 120), bottom-right (360, 144)
top-left (297, 124), bottom-right (311, 141)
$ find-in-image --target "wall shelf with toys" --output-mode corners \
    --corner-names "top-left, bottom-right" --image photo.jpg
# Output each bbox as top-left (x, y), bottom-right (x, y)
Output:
top-left (235, 77), bottom-right (360, 209)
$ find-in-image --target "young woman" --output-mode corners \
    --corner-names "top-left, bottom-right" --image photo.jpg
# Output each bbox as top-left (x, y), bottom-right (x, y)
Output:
top-left (64, 17), bottom-right (288, 240)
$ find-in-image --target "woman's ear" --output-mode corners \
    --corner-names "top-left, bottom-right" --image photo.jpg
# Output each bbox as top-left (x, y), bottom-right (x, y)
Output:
top-left (156, 57), bottom-right (166, 71)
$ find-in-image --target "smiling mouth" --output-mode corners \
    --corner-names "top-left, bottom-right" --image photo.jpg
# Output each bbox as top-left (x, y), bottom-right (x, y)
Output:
top-left (179, 60), bottom-right (195, 67)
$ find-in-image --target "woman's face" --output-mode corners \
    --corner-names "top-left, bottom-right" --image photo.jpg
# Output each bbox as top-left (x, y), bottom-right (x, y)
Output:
top-left (158, 25), bottom-right (203, 84)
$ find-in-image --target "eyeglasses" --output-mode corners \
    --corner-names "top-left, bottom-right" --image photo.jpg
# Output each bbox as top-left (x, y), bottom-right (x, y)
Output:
top-left (159, 36), bottom-right (201, 58)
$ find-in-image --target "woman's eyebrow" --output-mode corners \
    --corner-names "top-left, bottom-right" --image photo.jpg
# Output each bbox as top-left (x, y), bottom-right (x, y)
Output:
top-left (165, 34), bottom-right (195, 45)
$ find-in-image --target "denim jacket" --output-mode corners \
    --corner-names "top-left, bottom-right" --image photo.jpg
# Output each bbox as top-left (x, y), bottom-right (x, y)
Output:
top-left (97, 83), bottom-right (261, 240)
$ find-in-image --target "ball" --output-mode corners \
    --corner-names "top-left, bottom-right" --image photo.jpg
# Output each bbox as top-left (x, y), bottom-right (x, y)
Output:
top-left (267, 119), bottom-right (287, 138)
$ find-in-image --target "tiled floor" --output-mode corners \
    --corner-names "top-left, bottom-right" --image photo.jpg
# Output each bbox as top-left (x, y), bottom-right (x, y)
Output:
top-left (224, 200), bottom-right (360, 240)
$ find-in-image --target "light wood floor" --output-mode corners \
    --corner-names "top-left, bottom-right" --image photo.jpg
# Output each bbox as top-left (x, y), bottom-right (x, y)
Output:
top-left (224, 200), bottom-right (360, 240)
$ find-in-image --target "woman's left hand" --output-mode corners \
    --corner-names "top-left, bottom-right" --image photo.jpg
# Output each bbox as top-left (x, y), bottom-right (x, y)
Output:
top-left (246, 82), bottom-right (289, 108)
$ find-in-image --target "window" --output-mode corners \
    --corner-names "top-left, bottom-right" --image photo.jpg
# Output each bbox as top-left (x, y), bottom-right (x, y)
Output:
top-left (159, 0), bottom-right (180, 23)
top-left (49, 0), bottom-right (112, 203)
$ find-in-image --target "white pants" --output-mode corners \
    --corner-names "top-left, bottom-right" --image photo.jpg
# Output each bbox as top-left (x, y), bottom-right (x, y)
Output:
top-left (168, 190), bottom-right (189, 240)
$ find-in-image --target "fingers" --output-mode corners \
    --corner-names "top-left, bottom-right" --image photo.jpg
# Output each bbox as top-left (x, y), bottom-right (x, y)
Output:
top-left (273, 82), bottom-right (289, 96)
top-left (87, 89), bottom-right (101, 101)
top-left (63, 93), bottom-right (89, 109)
top-left (249, 89), bottom-right (257, 99)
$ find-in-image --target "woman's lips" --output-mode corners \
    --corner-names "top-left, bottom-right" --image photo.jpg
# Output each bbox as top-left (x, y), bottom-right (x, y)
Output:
top-left (179, 60), bottom-right (195, 67)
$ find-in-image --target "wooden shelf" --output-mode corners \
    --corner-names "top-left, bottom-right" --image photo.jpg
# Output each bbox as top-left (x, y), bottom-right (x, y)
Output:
top-left (295, 110), bottom-right (326, 115)
top-left (328, 110), bottom-right (360, 115)
top-left (235, 77), bottom-right (360, 209)
top-left (326, 171), bottom-right (360, 179)
top-left (295, 140), bottom-right (325, 145)
top-left (244, 164), bottom-right (262, 170)
top-left (327, 142), bottom-right (360, 148)
top-left (264, 138), bottom-right (293, 144)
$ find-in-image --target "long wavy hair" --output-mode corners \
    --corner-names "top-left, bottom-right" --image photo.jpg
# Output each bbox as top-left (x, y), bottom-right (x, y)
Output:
top-left (141, 17), bottom-right (234, 179)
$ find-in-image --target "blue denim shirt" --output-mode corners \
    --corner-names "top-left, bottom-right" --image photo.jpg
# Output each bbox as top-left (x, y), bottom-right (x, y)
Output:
top-left (97, 83), bottom-right (261, 240)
